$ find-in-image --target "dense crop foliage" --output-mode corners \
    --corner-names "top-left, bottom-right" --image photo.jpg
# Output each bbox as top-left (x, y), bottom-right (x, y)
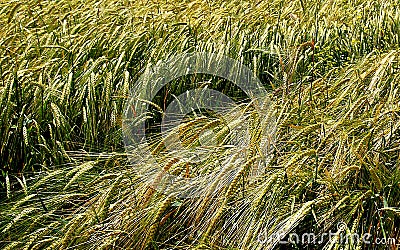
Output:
top-left (0, 0), bottom-right (399, 249)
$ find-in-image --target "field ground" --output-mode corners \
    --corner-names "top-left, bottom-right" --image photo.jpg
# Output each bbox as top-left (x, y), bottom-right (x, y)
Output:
top-left (0, 0), bottom-right (399, 249)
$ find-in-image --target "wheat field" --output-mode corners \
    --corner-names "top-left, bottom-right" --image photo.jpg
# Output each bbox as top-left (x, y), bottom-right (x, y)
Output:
top-left (0, 0), bottom-right (399, 249)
